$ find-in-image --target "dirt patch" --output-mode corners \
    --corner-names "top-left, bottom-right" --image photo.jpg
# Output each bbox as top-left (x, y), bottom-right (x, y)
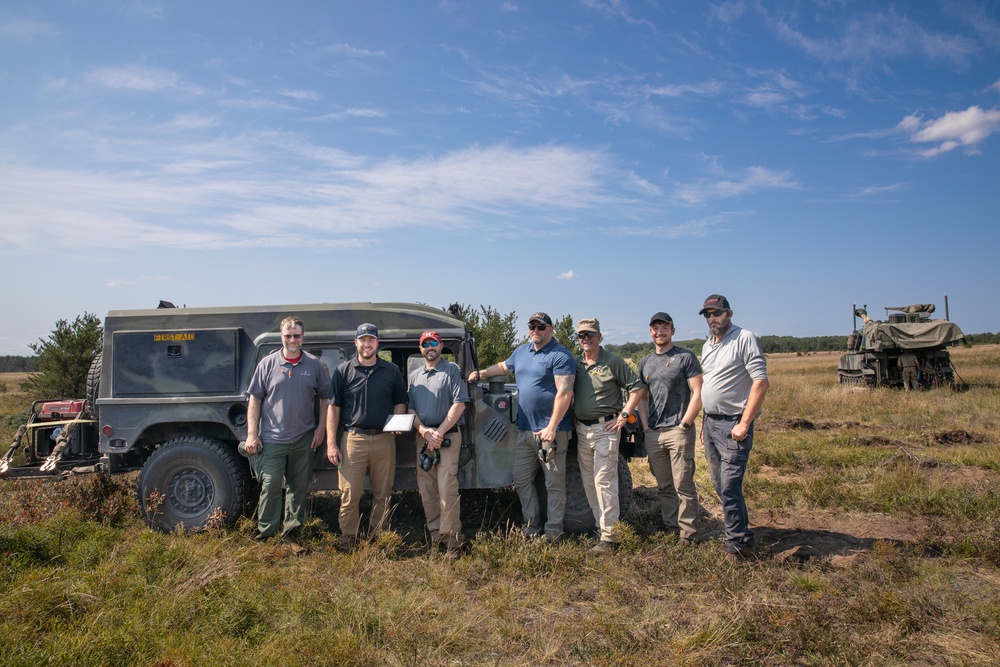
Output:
top-left (933, 429), bottom-right (988, 446)
top-left (769, 418), bottom-right (864, 431)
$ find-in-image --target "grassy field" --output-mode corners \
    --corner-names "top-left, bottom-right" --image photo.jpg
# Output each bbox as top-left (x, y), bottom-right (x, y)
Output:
top-left (1, 347), bottom-right (999, 666)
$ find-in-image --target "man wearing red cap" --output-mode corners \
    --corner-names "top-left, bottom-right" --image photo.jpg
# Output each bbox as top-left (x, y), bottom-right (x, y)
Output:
top-left (408, 331), bottom-right (470, 554)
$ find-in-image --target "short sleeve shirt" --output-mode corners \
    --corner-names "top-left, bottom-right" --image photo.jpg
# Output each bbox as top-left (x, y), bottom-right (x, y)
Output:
top-left (331, 357), bottom-right (408, 430)
top-left (700, 324), bottom-right (768, 416)
top-left (504, 339), bottom-right (576, 432)
top-left (638, 346), bottom-right (702, 429)
top-left (408, 359), bottom-right (470, 428)
top-left (247, 350), bottom-right (331, 444)
top-left (573, 348), bottom-right (642, 420)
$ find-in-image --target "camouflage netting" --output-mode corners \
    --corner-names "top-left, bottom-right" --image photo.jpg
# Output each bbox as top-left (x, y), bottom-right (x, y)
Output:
top-left (861, 319), bottom-right (965, 350)
top-left (885, 304), bottom-right (935, 314)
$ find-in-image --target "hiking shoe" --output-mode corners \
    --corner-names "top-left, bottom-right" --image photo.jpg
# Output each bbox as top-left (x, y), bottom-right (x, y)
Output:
top-left (590, 540), bottom-right (618, 554)
top-left (337, 535), bottom-right (358, 553)
top-left (545, 533), bottom-right (564, 545)
top-left (678, 537), bottom-right (698, 547)
top-left (724, 546), bottom-right (756, 563)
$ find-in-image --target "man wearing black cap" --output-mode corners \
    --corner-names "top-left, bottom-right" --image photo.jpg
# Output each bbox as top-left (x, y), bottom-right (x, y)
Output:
top-left (408, 330), bottom-right (469, 554)
top-left (636, 312), bottom-right (704, 546)
top-left (698, 295), bottom-right (769, 561)
top-left (326, 322), bottom-right (408, 551)
top-left (469, 311), bottom-right (575, 542)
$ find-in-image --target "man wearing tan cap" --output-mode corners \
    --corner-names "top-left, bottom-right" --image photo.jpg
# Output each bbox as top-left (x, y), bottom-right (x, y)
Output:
top-left (572, 317), bottom-right (645, 553)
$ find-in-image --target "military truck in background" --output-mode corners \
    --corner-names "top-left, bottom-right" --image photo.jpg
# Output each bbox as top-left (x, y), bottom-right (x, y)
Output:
top-left (2, 302), bottom-right (635, 534)
top-left (837, 300), bottom-right (966, 389)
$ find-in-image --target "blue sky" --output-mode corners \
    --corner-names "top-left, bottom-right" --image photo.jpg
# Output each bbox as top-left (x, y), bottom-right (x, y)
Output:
top-left (1, 1), bottom-right (998, 355)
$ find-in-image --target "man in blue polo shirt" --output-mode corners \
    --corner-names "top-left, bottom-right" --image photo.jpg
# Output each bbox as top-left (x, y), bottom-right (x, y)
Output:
top-left (470, 312), bottom-right (575, 542)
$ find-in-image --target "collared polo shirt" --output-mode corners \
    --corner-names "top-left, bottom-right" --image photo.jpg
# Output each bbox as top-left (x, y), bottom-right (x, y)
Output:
top-left (504, 338), bottom-right (576, 432)
top-left (573, 347), bottom-right (641, 421)
top-left (638, 346), bottom-right (702, 428)
top-left (331, 356), bottom-right (408, 430)
top-left (408, 359), bottom-right (470, 427)
top-left (700, 324), bottom-right (768, 416)
top-left (247, 350), bottom-right (331, 444)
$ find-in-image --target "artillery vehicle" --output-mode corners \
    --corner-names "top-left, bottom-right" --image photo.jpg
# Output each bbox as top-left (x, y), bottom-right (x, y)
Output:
top-left (2, 302), bottom-right (637, 534)
top-left (837, 301), bottom-right (965, 388)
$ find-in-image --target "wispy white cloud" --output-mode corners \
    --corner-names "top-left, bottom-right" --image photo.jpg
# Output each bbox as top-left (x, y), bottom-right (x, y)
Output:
top-left (903, 106), bottom-right (1000, 157)
top-left (557, 270), bottom-right (575, 280)
top-left (602, 213), bottom-right (734, 238)
top-left (279, 89), bottom-right (321, 102)
top-left (767, 9), bottom-right (979, 67)
top-left (855, 182), bottom-right (910, 197)
top-left (0, 139), bottom-right (629, 250)
top-left (673, 165), bottom-right (798, 205)
top-left (319, 43), bottom-right (387, 58)
top-left (0, 18), bottom-right (59, 40)
top-left (85, 64), bottom-right (200, 94)
top-left (580, 0), bottom-right (656, 31)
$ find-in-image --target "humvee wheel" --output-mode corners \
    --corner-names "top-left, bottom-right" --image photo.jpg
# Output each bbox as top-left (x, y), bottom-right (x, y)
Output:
top-left (86, 352), bottom-right (101, 424)
top-left (536, 450), bottom-right (633, 534)
top-left (137, 435), bottom-right (252, 533)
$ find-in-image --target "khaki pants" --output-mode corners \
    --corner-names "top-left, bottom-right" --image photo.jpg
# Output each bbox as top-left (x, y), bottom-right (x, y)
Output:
top-left (416, 432), bottom-right (462, 544)
top-left (512, 429), bottom-right (569, 539)
top-left (646, 425), bottom-right (700, 540)
top-left (902, 367), bottom-right (918, 390)
top-left (338, 431), bottom-right (396, 540)
top-left (576, 421), bottom-right (620, 542)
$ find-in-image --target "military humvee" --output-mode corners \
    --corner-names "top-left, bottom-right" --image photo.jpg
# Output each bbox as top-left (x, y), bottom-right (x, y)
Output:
top-left (837, 303), bottom-right (966, 388)
top-left (3, 302), bottom-right (634, 534)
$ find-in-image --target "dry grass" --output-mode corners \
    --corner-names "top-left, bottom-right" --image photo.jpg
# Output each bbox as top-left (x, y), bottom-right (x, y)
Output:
top-left (2, 348), bottom-right (1000, 665)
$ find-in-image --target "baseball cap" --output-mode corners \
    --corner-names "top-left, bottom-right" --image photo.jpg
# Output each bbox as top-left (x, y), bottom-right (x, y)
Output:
top-left (576, 318), bottom-right (601, 334)
top-left (527, 312), bottom-right (553, 326)
top-left (356, 323), bottom-right (379, 339)
top-left (649, 312), bottom-right (673, 325)
top-left (419, 330), bottom-right (442, 345)
top-left (698, 294), bottom-right (731, 315)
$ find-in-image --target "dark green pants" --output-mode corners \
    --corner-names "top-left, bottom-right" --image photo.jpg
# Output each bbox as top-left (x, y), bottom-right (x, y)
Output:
top-left (257, 430), bottom-right (314, 538)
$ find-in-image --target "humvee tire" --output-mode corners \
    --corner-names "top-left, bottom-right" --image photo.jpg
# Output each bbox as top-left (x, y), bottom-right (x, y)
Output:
top-left (86, 353), bottom-right (101, 424)
top-left (536, 450), bottom-right (633, 534)
top-left (137, 435), bottom-right (252, 532)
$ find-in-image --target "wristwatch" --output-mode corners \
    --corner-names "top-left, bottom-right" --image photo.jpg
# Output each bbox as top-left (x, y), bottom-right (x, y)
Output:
top-left (681, 421), bottom-right (693, 429)
top-left (619, 410), bottom-right (631, 420)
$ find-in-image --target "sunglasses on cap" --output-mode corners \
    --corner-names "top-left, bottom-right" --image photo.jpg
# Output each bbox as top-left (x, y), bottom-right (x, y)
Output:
top-left (421, 340), bottom-right (440, 348)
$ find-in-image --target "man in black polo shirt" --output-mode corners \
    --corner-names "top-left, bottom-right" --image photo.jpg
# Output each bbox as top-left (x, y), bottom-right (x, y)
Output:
top-left (326, 323), bottom-right (407, 551)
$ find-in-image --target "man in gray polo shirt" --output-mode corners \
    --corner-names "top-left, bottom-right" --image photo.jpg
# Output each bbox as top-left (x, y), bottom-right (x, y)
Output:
top-left (698, 294), bottom-right (768, 561)
top-left (408, 330), bottom-right (469, 554)
top-left (246, 315), bottom-right (331, 540)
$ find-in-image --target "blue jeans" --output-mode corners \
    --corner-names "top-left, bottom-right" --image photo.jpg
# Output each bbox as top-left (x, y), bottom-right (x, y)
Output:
top-left (702, 417), bottom-right (754, 552)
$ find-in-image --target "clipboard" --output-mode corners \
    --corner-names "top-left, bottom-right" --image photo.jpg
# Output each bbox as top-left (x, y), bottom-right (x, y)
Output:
top-left (383, 413), bottom-right (415, 432)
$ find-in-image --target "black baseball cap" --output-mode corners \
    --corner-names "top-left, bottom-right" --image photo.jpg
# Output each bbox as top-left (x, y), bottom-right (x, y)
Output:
top-left (527, 312), bottom-right (553, 326)
top-left (356, 323), bottom-right (379, 338)
top-left (698, 294), bottom-right (731, 315)
top-left (649, 312), bottom-right (673, 325)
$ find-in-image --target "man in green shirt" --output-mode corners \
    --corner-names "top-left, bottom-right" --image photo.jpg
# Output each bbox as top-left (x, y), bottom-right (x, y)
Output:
top-left (572, 318), bottom-right (646, 553)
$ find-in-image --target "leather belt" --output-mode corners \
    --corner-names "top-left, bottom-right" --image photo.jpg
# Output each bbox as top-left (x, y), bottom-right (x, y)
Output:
top-left (579, 412), bottom-right (618, 426)
top-left (704, 413), bottom-right (741, 422)
top-left (347, 427), bottom-right (383, 436)
top-left (426, 426), bottom-right (461, 434)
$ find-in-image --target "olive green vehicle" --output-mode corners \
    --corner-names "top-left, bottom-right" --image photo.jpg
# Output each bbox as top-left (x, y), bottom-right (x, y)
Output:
top-left (837, 302), bottom-right (966, 388)
top-left (2, 302), bottom-right (634, 534)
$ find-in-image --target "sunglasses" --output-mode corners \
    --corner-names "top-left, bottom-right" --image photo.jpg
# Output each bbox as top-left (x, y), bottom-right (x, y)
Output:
top-left (703, 310), bottom-right (727, 319)
top-left (528, 323), bottom-right (549, 331)
top-left (577, 331), bottom-right (597, 340)
top-left (282, 333), bottom-right (303, 339)
top-left (421, 340), bottom-right (440, 348)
